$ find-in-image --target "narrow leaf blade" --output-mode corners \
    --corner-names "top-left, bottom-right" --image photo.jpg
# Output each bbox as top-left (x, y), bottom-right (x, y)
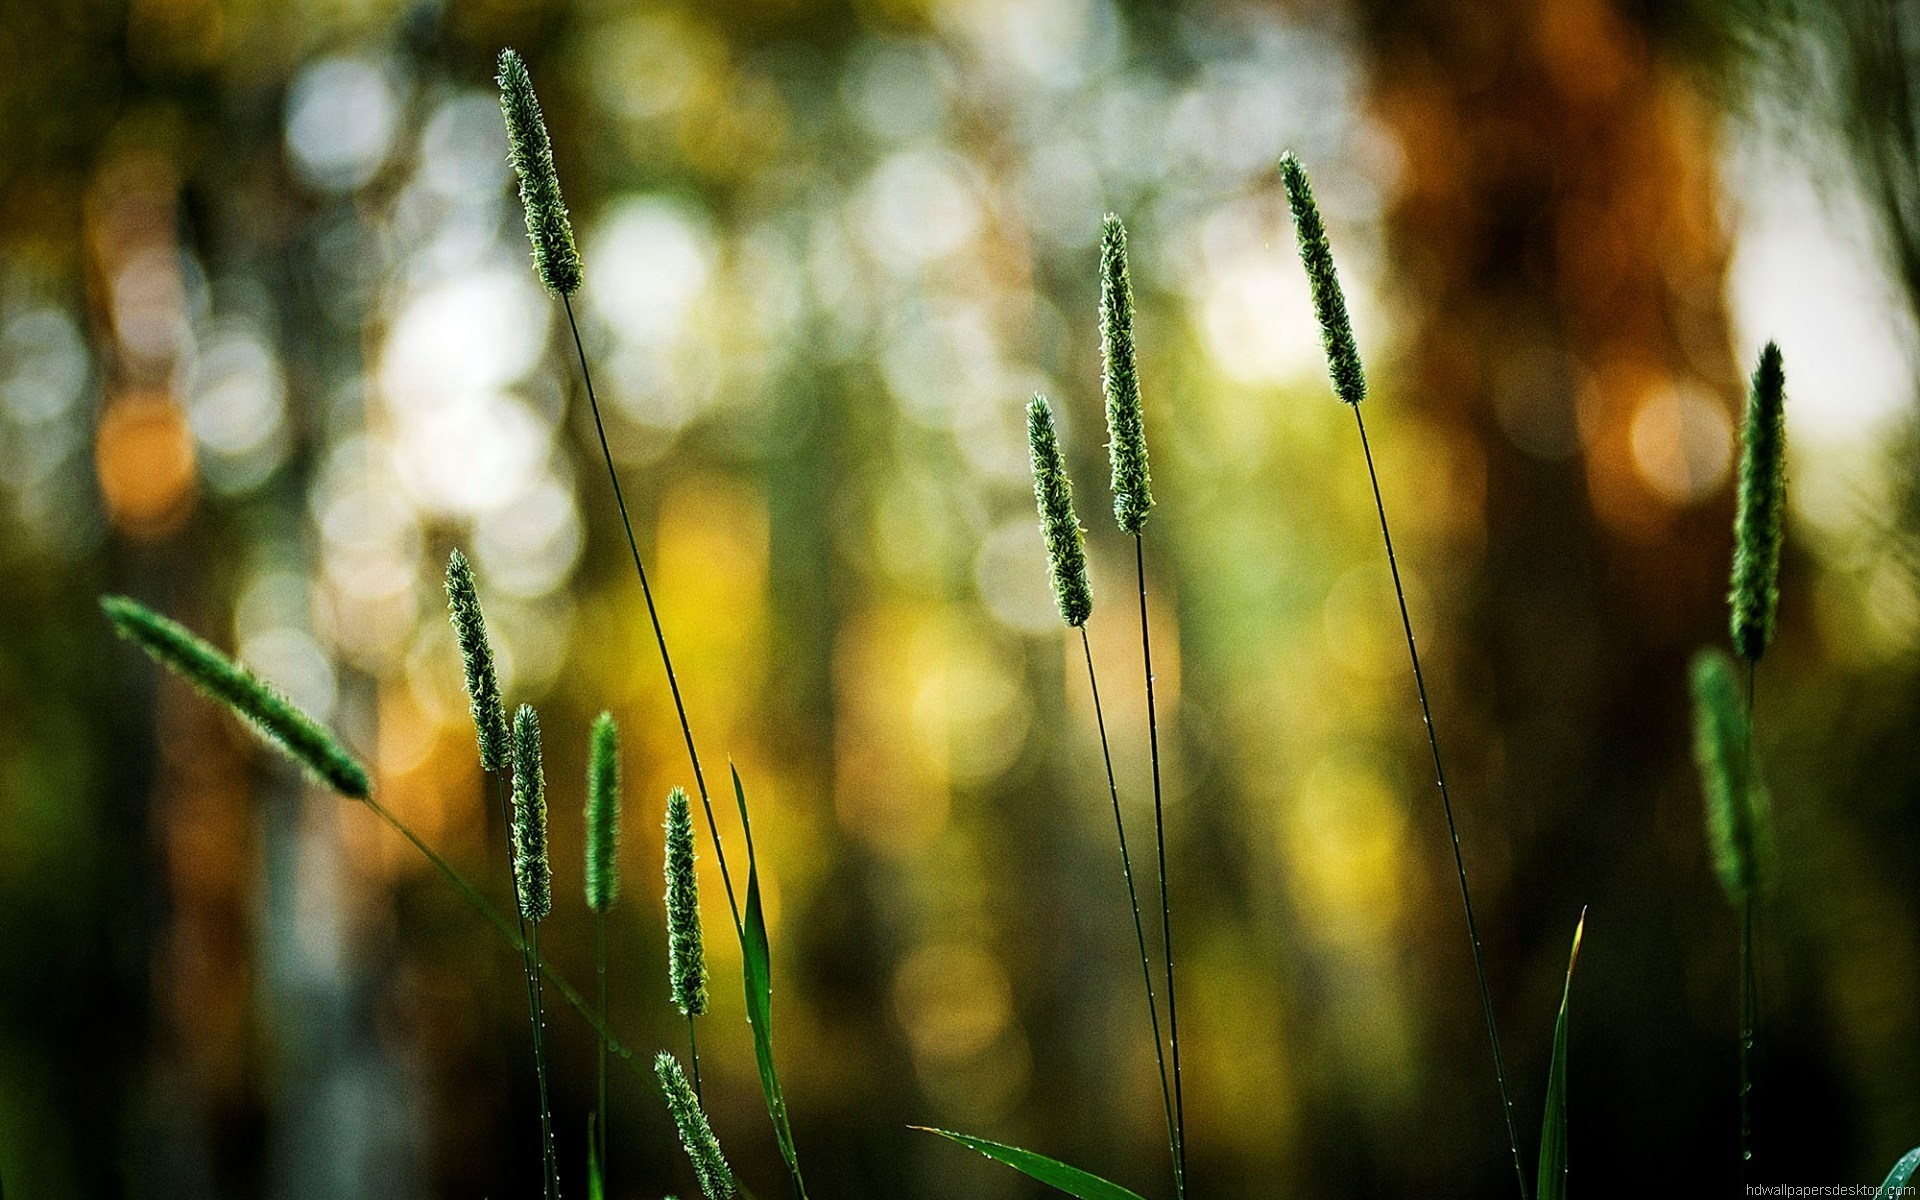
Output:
top-left (915, 1129), bottom-right (1150, 1200)
top-left (1537, 909), bottom-right (1587, 1200)
top-left (736, 766), bottom-right (808, 1199)
top-left (1877, 1146), bottom-right (1920, 1200)
top-left (587, 1124), bottom-right (605, 1200)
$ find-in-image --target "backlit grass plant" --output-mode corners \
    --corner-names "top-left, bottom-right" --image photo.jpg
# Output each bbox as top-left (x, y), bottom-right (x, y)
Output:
top-left (96, 47), bottom-right (1920, 1200)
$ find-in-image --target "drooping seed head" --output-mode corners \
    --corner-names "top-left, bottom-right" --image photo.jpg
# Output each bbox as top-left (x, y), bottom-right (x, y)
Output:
top-left (664, 786), bottom-right (709, 1017)
top-left (1100, 214), bottom-right (1153, 534)
top-left (585, 711), bottom-right (621, 913)
top-left (1281, 152), bottom-right (1368, 407)
top-left (444, 550), bottom-right (511, 773)
top-left (1730, 342), bottom-right (1787, 661)
top-left (102, 596), bottom-right (370, 798)
top-left (497, 48), bottom-right (582, 297)
top-left (1027, 395), bottom-right (1093, 627)
top-left (1690, 649), bottom-right (1771, 903)
top-left (510, 703), bottom-right (551, 922)
top-left (655, 1051), bottom-right (735, 1198)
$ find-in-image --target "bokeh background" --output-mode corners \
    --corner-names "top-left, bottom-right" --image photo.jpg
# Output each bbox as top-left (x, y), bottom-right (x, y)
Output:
top-left (4, 0), bottom-right (1920, 1196)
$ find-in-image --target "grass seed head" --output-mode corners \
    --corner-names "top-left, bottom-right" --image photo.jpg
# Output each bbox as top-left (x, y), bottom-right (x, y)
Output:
top-left (1027, 394), bottom-right (1094, 628)
top-left (1690, 648), bottom-right (1771, 902)
top-left (655, 1051), bottom-right (735, 1198)
top-left (444, 549), bottom-right (511, 774)
top-left (1281, 152), bottom-right (1368, 408)
top-left (101, 596), bottom-right (370, 798)
top-left (665, 786), bottom-right (709, 1017)
top-left (511, 703), bottom-right (552, 922)
top-left (1100, 214), bottom-right (1154, 534)
top-left (497, 48), bottom-right (582, 297)
top-left (585, 711), bottom-right (621, 913)
top-left (1730, 342), bottom-right (1787, 661)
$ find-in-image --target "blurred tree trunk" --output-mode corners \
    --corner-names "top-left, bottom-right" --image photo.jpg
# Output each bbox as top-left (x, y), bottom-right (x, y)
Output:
top-left (1339, 0), bottom-right (1844, 1192)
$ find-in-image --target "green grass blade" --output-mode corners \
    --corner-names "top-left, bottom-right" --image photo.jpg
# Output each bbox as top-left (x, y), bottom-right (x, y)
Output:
top-left (914, 1129), bottom-right (1150, 1200)
top-left (1877, 1146), bottom-right (1920, 1200)
top-left (1537, 909), bottom-right (1586, 1200)
top-left (733, 765), bottom-right (808, 1199)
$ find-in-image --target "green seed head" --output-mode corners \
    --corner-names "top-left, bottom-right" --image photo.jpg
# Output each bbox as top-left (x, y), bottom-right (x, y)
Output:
top-left (655, 1051), bottom-right (736, 1198)
top-left (497, 48), bottom-right (582, 297)
top-left (1690, 649), bottom-right (1772, 902)
top-left (664, 786), bottom-right (709, 1017)
top-left (1100, 214), bottom-right (1153, 534)
top-left (1730, 342), bottom-right (1787, 661)
top-left (101, 595), bottom-right (370, 798)
top-left (510, 703), bottom-right (551, 923)
top-left (585, 711), bottom-right (621, 913)
top-left (1281, 152), bottom-right (1368, 407)
top-left (1027, 395), bottom-right (1094, 628)
top-left (444, 549), bottom-right (511, 774)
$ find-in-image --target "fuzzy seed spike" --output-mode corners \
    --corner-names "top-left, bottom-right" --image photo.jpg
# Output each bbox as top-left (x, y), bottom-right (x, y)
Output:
top-left (1281, 152), bottom-right (1368, 407)
top-left (1690, 649), bottom-right (1771, 901)
top-left (655, 1052), bottom-right (735, 1198)
top-left (1100, 215), bottom-right (1153, 534)
top-left (664, 787), bottom-right (709, 1017)
top-left (511, 704), bottom-right (552, 922)
top-left (497, 48), bottom-right (582, 297)
top-left (1731, 342), bottom-right (1787, 661)
top-left (585, 711), bottom-right (621, 912)
top-left (102, 596), bottom-right (370, 798)
top-left (1027, 394), bottom-right (1094, 627)
top-left (444, 550), bottom-right (511, 773)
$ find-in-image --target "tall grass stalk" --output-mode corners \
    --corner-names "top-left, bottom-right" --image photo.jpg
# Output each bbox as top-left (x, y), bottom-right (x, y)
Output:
top-left (1281, 151), bottom-right (1529, 1200)
top-left (512, 703), bottom-right (562, 1199)
top-left (446, 551), bottom-right (557, 1194)
top-left (1098, 215), bottom-right (1188, 1194)
top-left (497, 47), bottom-right (742, 936)
top-left (1028, 394), bottom-right (1179, 1192)
top-left (1725, 339), bottom-right (1786, 1178)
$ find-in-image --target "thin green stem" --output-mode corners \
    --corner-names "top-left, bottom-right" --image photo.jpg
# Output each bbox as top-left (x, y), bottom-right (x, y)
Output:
top-left (1133, 533), bottom-right (1188, 1189)
top-left (530, 922), bottom-right (561, 1200)
top-left (687, 1011), bottom-right (705, 1104)
top-left (596, 909), bottom-right (609, 1175)
top-left (495, 771), bottom-right (556, 1198)
top-left (1741, 657), bottom-right (1758, 1179)
top-left (1081, 625), bottom-right (1181, 1200)
top-left (561, 293), bottom-right (742, 937)
top-left (1351, 405), bottom-right (1528, 1200)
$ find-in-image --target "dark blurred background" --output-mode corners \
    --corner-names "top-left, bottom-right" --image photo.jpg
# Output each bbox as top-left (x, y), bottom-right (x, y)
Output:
top-left (3, 0), bottom-right (1919, 1196)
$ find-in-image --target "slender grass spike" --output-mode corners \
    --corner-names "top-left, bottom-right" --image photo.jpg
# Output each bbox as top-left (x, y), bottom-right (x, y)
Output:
top-left (1280, 152), bottom-right (1367, 407)
top-left (586, 712), bottom-right (622, 912)
top-left (1731, 343), bottom-right (1787, 662)
top-left (656, 1052), bottom-right (736, 1199)
top-left (497, 48), bottom-right (582, 297)
top-left (101, 596), bottom-right (369, 798)
top-left (666, 786), bottom-right (710, 1017)
top-left (1282, 148), bottom-right (1529, 1200)
top-left (1100, 215), bottom-right (1153, 535)
top-left (1690, 649), bottom-right (1770, 902)
top-left (511, 704), bottom-right (552, 924)
top-left (1028, 394), bottom-right (1093, 628)
top-left (445, 550), bottom-right (511, 773)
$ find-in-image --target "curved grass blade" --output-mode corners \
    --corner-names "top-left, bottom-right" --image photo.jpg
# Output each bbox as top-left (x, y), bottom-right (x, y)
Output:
top-left (1877, 1146), bottom-right (1920, 1200)
top-left (1537, 909), bottom-right (1587, 1200)
top-left (913, 1129), bottom-right (1149, 1200)
top-left (732, 765), bottom-right (808, 1199)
